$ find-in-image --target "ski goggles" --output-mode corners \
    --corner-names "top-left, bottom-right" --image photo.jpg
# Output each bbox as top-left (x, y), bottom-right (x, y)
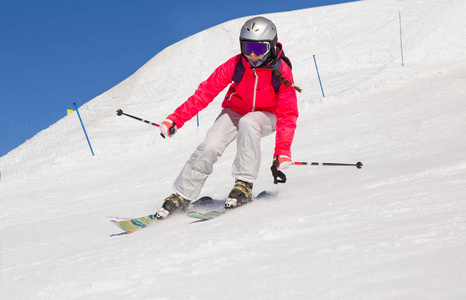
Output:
top-left (240, 41), bottom-right (271, 56)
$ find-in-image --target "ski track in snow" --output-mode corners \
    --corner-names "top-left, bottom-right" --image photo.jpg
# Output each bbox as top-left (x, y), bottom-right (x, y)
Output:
top-left (1, 0), bottom-right (466, 299)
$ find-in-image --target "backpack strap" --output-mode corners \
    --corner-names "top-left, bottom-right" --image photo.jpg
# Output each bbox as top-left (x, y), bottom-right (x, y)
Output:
top-left (232, 56), bottom-right (245, 85)
top-left (280, 51), bottom-right (293, 70)
top-left (271, 59), bottom-right (283, 93)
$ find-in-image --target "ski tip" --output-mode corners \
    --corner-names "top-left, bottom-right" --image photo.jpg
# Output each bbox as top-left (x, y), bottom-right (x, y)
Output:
top-left (256, 190), bottom-right (271, 198)
top-left (111, 220), bottom-right (133, 234)
top-left (110, 232), bottom-right (130, 237)
top-left (255, 190), bottom-right (276, 199)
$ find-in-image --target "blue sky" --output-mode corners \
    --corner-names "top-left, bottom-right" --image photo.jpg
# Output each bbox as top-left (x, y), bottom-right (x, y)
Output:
top-left (0, 0), bottom-right (357, 151)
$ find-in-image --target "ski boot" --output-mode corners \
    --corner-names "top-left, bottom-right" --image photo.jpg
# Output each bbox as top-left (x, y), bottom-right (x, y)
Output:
top-left (225, 179), bottom-right (253, 209)
top-left (155, 193), bottom-right (190, 219)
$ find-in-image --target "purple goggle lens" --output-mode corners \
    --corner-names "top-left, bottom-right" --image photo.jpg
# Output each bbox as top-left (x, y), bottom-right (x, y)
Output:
top-left (241, 41), bottom-right (270, 56)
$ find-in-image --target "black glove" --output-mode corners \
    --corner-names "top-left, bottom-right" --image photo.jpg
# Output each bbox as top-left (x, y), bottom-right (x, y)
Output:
top-left (271, 156), bottom-right (287, 184)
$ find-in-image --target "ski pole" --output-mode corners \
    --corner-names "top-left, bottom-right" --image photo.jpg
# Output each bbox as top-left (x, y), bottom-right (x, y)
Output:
top-left (293, 161), bottom-right (363, 169)
top-left (116, 109), bottom-right (160, 127)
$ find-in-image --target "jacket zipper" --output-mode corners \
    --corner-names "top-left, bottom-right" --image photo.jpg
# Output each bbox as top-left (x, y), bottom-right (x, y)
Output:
top-left (252, 69), bottom-right (258, 111)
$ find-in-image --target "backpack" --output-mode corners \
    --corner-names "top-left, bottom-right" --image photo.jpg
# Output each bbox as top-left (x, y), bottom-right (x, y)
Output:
top-left (232, 52), bottom-right (293, 93)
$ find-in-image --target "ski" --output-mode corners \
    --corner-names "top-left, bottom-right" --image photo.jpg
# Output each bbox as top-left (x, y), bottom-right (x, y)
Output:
top-left (186, 190), bottom-right (274, 221)
top-left (111, 215), bottom-right (160, 234)
top-left (110, 195), bottom-right (226, 234)
top-left (110, 191), bottom-right (274, 234)
top-left (186, 210), bottom-right (226, 220)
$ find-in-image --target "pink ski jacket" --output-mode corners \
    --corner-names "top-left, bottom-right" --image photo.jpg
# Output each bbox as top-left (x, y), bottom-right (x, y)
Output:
top-left (167, 50), bottom-right (298, 158)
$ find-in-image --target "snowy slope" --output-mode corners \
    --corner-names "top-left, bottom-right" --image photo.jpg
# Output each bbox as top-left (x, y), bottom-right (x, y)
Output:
top-left (1, 0), bottom-right (466, 299)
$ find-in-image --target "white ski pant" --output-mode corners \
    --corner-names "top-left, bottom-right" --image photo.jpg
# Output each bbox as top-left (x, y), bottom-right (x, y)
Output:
top-left (173, 108), bottom-right (276, 200)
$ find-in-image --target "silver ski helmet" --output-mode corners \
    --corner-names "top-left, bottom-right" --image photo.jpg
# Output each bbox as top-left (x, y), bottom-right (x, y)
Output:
top-left (240, 17), bottom-right (278, 58)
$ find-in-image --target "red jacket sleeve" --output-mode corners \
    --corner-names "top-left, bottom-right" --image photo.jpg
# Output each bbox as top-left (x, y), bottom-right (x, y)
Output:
top-left (167, 56), bottom-right (238, 128)
top-left (274, 63), bottom-right (298, 158)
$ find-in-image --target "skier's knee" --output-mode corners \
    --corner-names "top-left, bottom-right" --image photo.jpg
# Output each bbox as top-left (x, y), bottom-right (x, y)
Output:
top-left (238, 115), bottom-right (260, 132)
top-left (197, 140), bottom-right (224, 158)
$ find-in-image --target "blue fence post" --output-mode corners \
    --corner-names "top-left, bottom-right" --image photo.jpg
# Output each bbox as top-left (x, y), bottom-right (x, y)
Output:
top-left (399, 11), bottom-right (404, 67)
top-left (313, 55), bottom-right (325, 98)
top-left (73, 102), bottom-right (95, 156)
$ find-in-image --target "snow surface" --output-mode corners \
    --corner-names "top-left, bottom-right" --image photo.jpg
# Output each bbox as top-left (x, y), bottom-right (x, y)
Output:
top-left (1, 0), bottom-right (466, 299)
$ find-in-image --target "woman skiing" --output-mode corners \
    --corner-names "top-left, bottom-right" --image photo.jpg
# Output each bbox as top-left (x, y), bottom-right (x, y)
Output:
top-left (155, 16), bottom-right (300, 219)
